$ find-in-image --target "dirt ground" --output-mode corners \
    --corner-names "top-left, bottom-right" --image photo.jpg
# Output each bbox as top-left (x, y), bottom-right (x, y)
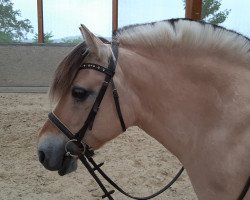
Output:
top-left (0, 93), bottom-right (197, 200)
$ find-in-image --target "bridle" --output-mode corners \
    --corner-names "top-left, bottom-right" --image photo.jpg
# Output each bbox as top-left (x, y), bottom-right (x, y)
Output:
top-left (47, 40), bottom-right (250, 199)
top-left (48, 41), bottom-right (184, 199)
top-left (49, 40), bottom-right (125, 149)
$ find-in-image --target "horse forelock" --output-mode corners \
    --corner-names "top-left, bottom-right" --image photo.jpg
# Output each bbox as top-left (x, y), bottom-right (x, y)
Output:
top-left (49, 42), bottom-right (88, 102)
top-left (49, 37), bottom-right (111, 102)
top-left (116, 18), bottom-right (250, 60)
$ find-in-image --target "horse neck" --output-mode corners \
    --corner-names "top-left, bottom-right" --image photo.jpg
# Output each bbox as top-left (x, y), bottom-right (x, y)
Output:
top-left (115, 40), bottom-right (250, 199)
top-left (116, 46), bottom-right (191, 158)
top-left (116, 45), bottom-right (245, 160)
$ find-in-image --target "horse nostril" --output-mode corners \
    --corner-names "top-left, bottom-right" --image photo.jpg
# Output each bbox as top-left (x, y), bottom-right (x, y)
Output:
top-left (38, 150), bottom-right (46, 164)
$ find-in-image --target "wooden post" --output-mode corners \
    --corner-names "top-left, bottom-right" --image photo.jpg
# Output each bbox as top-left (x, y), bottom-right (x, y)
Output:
top-left (185, 0), bottom-right (202, 21)
top-left (112, 0), bottom-right (118, 33)
top-left (37, 0), bottom-right (44, 43)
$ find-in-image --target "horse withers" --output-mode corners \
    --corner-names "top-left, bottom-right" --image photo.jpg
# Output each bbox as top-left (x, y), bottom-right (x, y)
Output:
top-left (37, 19), bottom-right (250, 199)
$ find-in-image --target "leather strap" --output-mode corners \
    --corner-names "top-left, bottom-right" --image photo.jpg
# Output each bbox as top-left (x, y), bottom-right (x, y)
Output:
top-left (238, 177), bottom-right (250, 200)
top-left (80, 63), bottom-right (115, 77)
top-left (111, 80), bottom-right (126, 131)
top-left (48, 112), bottom-right (75, 140)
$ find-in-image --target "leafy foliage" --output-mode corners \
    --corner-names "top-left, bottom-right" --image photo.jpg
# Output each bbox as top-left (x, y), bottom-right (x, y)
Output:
top-left (183, 0), bottom-right (231, 25)
top-left (202, 0), bottom-right (230, 24)
top-left (33, 32), bottom-right (54, 43)
top-left (0, 0), bottom-right (33, 42)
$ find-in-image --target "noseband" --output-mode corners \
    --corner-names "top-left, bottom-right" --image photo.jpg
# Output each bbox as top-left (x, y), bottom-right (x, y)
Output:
top-left (48, 41), bottom-right (184, 199)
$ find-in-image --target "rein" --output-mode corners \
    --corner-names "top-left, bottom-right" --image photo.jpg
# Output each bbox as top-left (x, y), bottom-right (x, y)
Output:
top-left (48, 41), bottom-right (184, 199)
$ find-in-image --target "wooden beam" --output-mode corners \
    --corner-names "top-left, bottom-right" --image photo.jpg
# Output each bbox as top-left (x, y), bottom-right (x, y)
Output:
top-left (112, 0), bottom-right (118, 33)
top-left (185, 0), bottom-right (202, 21)
top-left (37, 0), bottom-right (44, 43)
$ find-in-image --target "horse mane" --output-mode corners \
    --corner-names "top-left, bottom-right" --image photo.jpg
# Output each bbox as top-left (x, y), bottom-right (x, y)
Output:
top-left (50, 19), bottom-right (250, 101)
top-left (116, 18), bottom-right (250, 60)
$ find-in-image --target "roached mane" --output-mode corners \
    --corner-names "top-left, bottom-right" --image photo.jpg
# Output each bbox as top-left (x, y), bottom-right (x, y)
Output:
top-left (50, 19), bottom-right (250, 101)
top-left (116, 18), bottom-right (250, 60)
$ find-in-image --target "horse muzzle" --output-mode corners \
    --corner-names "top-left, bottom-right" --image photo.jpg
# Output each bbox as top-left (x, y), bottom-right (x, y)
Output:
top-left (37, 134), bottom-right (78, 175)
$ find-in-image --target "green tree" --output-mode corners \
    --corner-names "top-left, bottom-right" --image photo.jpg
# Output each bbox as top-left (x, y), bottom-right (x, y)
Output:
top-left (202, 0), bottom-right (230, 24)
top-left (0, 0), bottom-right (33, 42)
top-left (33, 32), bottom-right (54, 43)
top-left (183, 0), bottom-right (231, 25)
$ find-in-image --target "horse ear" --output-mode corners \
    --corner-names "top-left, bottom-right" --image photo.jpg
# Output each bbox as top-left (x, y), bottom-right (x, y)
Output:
top-left (79, 24), bottom-right (104, 55)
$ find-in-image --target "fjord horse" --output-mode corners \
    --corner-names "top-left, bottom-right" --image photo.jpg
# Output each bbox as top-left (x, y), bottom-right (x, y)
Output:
top-left (37, 19), bottom-right (250, 199)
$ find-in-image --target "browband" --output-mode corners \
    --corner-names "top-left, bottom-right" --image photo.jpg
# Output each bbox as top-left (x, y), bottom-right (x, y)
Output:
top-left (80, 63), bottom-right (115, 77)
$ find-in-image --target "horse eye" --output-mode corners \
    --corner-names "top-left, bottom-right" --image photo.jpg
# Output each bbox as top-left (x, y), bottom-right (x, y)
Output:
top-left (71, 87), bottom-right (88, 101)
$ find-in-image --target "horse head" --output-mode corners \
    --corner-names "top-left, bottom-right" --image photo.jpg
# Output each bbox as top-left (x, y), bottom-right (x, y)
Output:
top-left (37, 25), bottom-right (133, 175)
